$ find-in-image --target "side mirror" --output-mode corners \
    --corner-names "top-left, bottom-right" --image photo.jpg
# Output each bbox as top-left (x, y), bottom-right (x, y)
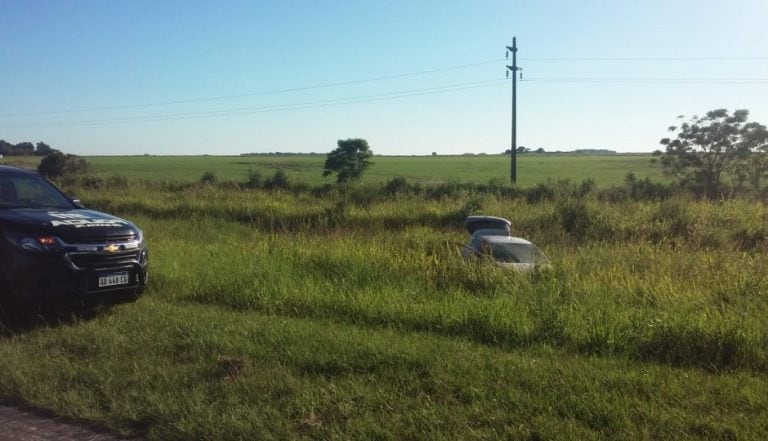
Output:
top-left (71, 198), bottom-right (85, 209)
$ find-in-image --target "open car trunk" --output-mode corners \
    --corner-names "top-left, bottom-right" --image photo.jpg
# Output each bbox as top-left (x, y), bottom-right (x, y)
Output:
top-left (464, 216), bottom-right (511, 236)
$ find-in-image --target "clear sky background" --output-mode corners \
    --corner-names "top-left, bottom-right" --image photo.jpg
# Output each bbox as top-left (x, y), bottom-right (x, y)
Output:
top-left (1, 0), bottom-right (767, 155)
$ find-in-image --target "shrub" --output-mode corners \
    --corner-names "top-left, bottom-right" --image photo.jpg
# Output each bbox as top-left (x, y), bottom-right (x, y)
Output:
top-left (345, 184), bottom-right (381, 207)
top-left (264, 169), bottom-right (290, 190)
top-left (38, 151), bottom-right (88, 178)
top-left (596, 186), bottom-right (630, 203)
top-left (82, 176), bottom-right (106, 189)
top-left (424, 181), bottom-right (465, 200)
top-left (311, 184), bottom-right (335, 198)
top-left (624, 172), bottom-right (673, 201)
top-left (732, 228), bottom-right (768, 251)
top-left (37, 152), bottom-right (64, 178)
top-left (323, 201), bottom-right (349, 227)
top-left (199, 171), bottom-right (217, 184)
top-left (384, 177), bottom-right (409, 196)
top-left (557, 199), bottom-right (589, 234)
top-left (243, 169), bottom-right (262, 188)
top-left (653, 200), bottom-right (693, 238)
top-left (556, 198), bottom-right (615, 240)
top-left (576, 178), bottom-right (596, 197)
top-left (525, 183), bottom-right (557, 204)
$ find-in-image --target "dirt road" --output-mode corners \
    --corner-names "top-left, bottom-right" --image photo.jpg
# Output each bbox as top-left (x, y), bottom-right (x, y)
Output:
top-left (0, 405), bottom-right (136, 441)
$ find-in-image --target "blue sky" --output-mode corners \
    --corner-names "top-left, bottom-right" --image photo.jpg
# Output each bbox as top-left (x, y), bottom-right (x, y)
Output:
top-left (1, 0), bottom-right (767, 155)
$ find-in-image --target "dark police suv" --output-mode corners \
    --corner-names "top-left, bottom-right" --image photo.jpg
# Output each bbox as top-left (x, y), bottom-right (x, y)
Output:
top-left (0, 165), bottom-right (147, 307)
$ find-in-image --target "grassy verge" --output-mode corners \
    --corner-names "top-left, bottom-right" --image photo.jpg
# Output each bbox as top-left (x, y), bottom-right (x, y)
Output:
top-left (2, 296), bottom-right (765, 440)
top-left (0, 181), bottom-right (766, 439)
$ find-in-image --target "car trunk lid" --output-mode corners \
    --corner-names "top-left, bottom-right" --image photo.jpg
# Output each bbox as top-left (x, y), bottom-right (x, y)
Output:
top-left (465, 216), bottom-right (511, 236)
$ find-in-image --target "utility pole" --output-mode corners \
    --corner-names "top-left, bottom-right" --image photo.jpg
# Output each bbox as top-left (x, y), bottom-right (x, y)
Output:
top-left (506, 38), bottom-right (521, 183)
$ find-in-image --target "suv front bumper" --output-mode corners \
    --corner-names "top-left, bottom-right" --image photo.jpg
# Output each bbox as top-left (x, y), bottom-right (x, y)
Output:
top-left (1, 246), bottom-right (148, 307)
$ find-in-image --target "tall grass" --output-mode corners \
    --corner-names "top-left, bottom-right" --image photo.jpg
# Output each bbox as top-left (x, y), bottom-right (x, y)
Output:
top-left (0, 176), bottom-right (766, 439)
top-left (64, 180), bottom-right (768, 373)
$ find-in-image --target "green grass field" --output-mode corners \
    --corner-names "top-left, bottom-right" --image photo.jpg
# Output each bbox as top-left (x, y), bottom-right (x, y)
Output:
top-left (83, 153), bottom-right (664, 186)
top-left (1, 156), bottom-right (766, 439)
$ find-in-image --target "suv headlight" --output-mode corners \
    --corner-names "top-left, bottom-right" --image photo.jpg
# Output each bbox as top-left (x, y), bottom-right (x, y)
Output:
top-left (3, 231), bottom-right (62, 253)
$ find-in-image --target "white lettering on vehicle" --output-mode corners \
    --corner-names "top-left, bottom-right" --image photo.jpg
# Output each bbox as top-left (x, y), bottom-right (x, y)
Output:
top-left (47, 212), bottom-right (126, 228)
top-left (48, 213), bottom-right (89, 219)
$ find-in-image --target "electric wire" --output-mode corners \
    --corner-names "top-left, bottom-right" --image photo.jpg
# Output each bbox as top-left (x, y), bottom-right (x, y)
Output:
top-left (521, 77), bottom-right (768, 84)
top-left (0, 79), bottom-right (507, 128)
top-left (5, 55), bottom-right (765, 117)
top-left (3, 55), bottom-right (767, 127)
top-left (520, 56), bottom-right (768, 62)
top-left (0, 58), bottom-right (505, 117)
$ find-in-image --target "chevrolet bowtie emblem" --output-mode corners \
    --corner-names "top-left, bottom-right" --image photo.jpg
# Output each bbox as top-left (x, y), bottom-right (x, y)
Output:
top-left (104, 244), bottom-right (120, 253)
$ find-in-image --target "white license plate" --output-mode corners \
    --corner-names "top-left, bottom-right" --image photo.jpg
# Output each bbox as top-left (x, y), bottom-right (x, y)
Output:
top-left (98, 272), bottom-right (130, 288)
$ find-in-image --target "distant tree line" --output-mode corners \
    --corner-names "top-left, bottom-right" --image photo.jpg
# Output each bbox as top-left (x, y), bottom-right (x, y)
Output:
top-left (504, 147), bottom-right (616, 155)
top-left (0, 140), bottom-right (55, 156)
top-left (240, 152), bottom-right (324, 156)
top-left (0, 139), bottom-right (88, 178)
top-left (504, 147), bottom-right (546, 154)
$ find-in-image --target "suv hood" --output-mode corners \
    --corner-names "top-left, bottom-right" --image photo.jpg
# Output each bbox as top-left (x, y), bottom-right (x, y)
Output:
top-left (0, 208), bottom-right (139, 241)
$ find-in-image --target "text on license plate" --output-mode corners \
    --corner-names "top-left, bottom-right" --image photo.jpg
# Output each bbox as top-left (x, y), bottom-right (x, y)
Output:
top-left (98, 272), bottom-right (130, 288)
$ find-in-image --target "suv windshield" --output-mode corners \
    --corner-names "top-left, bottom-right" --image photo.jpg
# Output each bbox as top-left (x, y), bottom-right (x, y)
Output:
top-left (0, 174), bottom-right (74, 209)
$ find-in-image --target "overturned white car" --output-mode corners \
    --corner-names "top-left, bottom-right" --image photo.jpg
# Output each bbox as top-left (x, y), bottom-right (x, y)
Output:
top-left (461, 216), bottom-right (549, 271)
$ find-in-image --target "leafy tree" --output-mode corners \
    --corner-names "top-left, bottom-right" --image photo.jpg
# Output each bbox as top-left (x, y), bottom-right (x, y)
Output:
top-left (35, 142), bottom-right (53, 156)
top-left (322, 138), bottom-right (374, 183)
top-left (0, 140), bottom-right (12, 155)
top-left (13, 142), bottom-right (34, 155)
top-left (38, 151), bottom-right (88, 178)
top-left (659, 109), bottom-right (768, 197)
top-left (38, 151), bottom-right (68, 177)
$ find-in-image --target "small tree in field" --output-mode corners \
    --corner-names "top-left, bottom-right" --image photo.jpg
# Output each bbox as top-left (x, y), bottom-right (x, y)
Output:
top-left (38, 150), bottom-right (88, 178)
top-left (322, 138), bottom-right (373, 183)
top-left (659, 109), bottom-right (768, 197)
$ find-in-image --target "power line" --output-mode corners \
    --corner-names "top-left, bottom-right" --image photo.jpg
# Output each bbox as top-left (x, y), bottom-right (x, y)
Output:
top-left (4, 74), bottom-right (764, 128)
top-left (521, 56), bottom-right (768, 62)
top-left (6, 55), bottom-right (763, 117)
top-left (4, 54), bottom-right (765, 128)
top-left (4, 55), bottom-right (764, 118)
top-left (0, 79), bottom-right (507, 128)
top-left (522, 77), bottom-right (768, 84)
top-left (0, 58), bottom-right (505, 117)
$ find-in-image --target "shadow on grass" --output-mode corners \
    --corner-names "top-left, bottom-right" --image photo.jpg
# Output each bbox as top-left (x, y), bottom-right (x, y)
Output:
top-left (0, 302), bottom-right (107, 337)
top-left (178, 292), bottom-right (768, 375)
